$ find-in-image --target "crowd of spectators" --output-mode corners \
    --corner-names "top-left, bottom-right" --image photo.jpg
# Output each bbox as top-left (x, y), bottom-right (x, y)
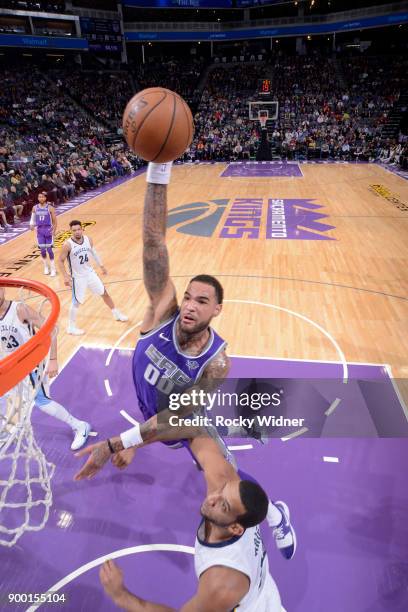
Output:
top-left (0, 65), bottom-right (142, 231)
top-left (133, 58), bottom-right (204, 112)
top-left (185, 54), bottom-right (407, 163)
top-left (1, 54), bottom-right (407, 232)
top-left (266, 55), bottom-right (407, 161)
top-left (185, 63), bottom-right (267, 161)
top-left (54, 70), bottom-right (134, 127)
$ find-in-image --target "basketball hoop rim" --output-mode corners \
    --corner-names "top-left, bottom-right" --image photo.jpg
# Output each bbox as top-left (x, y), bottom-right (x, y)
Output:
top-left (0, 278), bottom-right (60, 396)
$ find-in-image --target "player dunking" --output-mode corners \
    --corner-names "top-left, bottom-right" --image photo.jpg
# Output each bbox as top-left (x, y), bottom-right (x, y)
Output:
top-left (30, 192), bottom-right (57, 277)
top-left (58, 220), bottom-right (128, 336)
top-left (109, 162), bottom-right (232, 469)
top-left (75, 161), bottom-right (296, 558)
top-left (0, 287), bottom-right (91, 450)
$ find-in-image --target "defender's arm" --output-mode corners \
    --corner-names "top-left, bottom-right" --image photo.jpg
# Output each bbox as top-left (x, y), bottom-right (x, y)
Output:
top-left (74, 350), bottom-right (231, 480)
top-left (99, 560), bottom-right (248, 612)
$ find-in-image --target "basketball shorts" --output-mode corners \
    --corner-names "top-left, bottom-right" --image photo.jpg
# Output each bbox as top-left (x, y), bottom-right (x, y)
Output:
top-left (37, 229), bottom-right (53, 248)
top-left (72, 271), bottom-right (105, 305)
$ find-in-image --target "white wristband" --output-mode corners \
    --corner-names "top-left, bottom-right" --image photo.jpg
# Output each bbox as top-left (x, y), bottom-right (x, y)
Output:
top-left (146, 162), bottom-right (173, 185)
top-left (120, 423), bottom-right (143, 449)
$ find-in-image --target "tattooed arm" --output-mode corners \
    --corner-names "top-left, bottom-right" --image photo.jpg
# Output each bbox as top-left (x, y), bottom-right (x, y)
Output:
top-left (141, 182), bottom-right (177, 332)
top-left (74, 350), bottom-right (230, 480)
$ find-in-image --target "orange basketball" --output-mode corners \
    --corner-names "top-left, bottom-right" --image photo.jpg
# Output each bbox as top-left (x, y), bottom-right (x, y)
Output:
top-left (122, 87), bottom-right (194, 163)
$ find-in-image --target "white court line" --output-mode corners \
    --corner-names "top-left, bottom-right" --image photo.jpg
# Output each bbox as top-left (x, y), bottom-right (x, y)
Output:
top-left (379, 164), bottom-right (408, 182)
top-left (227, 444), bottom-right (253, 451)
top-left (224, 299), bottom-right (348, 383)
top-left (120, 409), bottom-right (139, 426)
top-left (105, 320), bottom-right (143, 367)
top-left (83, 346), bottom-right (383, 369)
top-left (229, 353), bottom-right (386, 367)
top-left (27, 544), bottom-right (195, 611)
top-left (384, 364), bottom-right (408, 422)
top-left (323, 456), bottom-right (339, 463)
top-left (104, 379), bottom-right (112, 397)
top-left (325, 398), bottom-right (341, 416)
top-left (281, 427), bottom-right (309, 441)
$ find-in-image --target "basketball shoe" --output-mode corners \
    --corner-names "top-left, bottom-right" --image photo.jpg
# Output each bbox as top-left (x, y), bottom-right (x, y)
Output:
top-left (271, 501), bottom-right (297, 560)
top-left (112, 309), bottom-right (128, 322)
top-left (71, 421), bottom-right (91, 451)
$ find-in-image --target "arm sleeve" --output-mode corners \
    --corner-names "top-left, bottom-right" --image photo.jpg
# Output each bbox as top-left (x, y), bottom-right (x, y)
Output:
top-left (30, 211), bottom-right (36, 227)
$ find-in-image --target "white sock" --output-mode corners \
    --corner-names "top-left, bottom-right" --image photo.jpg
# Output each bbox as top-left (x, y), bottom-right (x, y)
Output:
top-left (37, 400), bottom-right (82, 430)
top-left (112, 308), bottom-right (121, 317)
top-left (266, 501), bottom-right (283, 527)
top-left (50, 260), bottom-right (56, 270)
top-left (69, 304), bottom-right (78, 327)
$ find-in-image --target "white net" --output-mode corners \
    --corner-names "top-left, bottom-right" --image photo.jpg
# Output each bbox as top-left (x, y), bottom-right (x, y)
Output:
top-left (0, 288), bottom-right (56, 547)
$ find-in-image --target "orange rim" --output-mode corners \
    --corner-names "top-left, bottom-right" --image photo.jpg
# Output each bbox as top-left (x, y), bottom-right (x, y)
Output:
top-left (0, 278), bottom-right (60, 396)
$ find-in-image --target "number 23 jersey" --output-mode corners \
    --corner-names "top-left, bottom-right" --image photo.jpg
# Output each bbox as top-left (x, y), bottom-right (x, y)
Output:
top-left (0, 301), bottom-right (31, 355)
top-left (67, 236), bottom-right (94, 277)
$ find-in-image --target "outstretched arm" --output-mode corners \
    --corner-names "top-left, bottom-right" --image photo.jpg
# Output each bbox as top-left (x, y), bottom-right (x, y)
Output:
top-left (74, 350), bottom-right (230, 480)
top-left (141, 164), bottom-right (177, 332)
top-left (100, 559), bottom-right (247, 612)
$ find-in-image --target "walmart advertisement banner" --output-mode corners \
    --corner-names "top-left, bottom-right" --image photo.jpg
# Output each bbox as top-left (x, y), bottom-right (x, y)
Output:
top-left (0, 34), bottom-right (88, 49)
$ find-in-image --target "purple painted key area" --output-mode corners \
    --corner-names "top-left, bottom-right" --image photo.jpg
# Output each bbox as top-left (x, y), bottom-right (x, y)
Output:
top-left (1, 348), bottom-right (407, 611)
top-left (221, 162), bottom-right (303, 178)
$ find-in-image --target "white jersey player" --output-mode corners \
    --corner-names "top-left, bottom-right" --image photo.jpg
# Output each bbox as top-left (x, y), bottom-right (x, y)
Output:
top-left (78, 433), bottom-right (295, 611)
top-left (0, 287), bottom-right (91, 450)
top-left (195, 524), bottom-right (281, 611)
top-left (58, 220), bottom-right (128, 335)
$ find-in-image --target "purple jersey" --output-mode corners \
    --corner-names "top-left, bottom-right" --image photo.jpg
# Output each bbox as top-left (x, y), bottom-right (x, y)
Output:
top-left (34, 204), bottom-right (52, 230)
top-left (132, 310), bottom-right (226, 421)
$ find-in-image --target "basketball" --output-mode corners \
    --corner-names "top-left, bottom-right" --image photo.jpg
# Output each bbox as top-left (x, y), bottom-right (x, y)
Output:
top-left (122, 87), bottom-right (194, 163)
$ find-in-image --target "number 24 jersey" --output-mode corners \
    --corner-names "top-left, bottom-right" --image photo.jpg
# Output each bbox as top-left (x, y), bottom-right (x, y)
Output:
top-left (67, 236), bottom-right (94, 277)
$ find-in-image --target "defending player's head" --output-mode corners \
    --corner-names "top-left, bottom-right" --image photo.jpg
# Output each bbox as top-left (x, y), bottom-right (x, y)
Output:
top-left (69, 220), bottom-right (83, 241)
top-left (179, 274), bottom-right (223, 335)
top-left (200, 479), bottom-right (269, 536)
top-left (38, 192), bottom-right (47, 204)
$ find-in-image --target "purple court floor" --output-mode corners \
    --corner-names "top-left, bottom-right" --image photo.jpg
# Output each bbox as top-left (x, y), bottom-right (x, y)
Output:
top-left (221, 161), bottom-right (303, 178)
top-left (1, 347), bottom-right (408, 611)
